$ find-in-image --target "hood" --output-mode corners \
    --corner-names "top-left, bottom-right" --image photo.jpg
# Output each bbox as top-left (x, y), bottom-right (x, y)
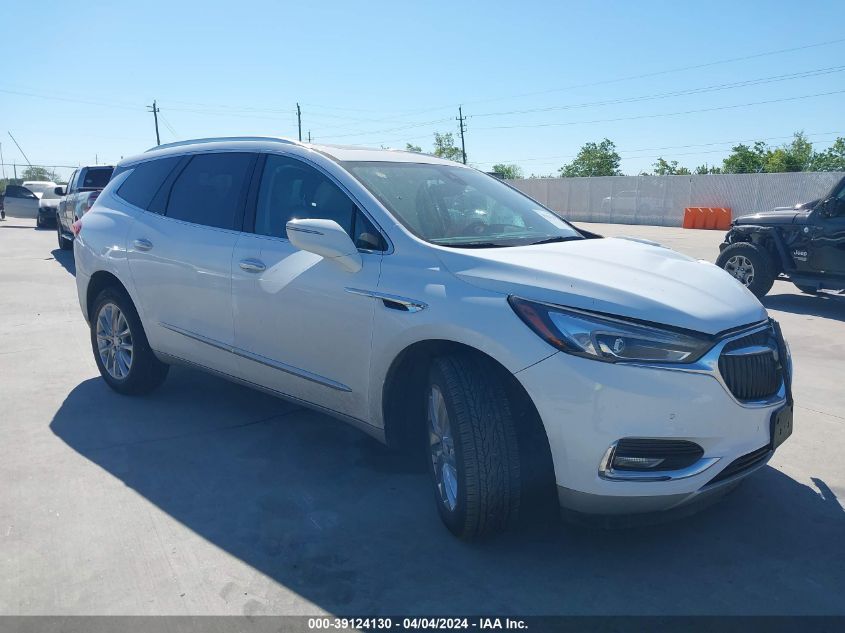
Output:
top-left (733, 209), bottom-right (811, 226)
top-left (436, 237), bottom-right (766, 335)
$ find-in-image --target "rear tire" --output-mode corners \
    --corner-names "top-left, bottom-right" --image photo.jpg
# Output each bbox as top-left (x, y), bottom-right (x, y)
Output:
top-left (90, 287), bottom-right (169, 395)
top-left (36, 215), bottom-right (43, 228)
top-left (425, 354), bottom-right (521, 539)
top-left (716, 242), bottom-right (776, 298)
top-left (57, 221), bottom-right (72, 250)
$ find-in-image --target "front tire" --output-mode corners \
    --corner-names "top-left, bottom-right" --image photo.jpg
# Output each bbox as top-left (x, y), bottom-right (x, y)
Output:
top-left (425, 355), bottom-right (521, 539)
top-left (91, 287), bottom-right (169, 395)
top-left (716, 242), bottom-right (776, 298)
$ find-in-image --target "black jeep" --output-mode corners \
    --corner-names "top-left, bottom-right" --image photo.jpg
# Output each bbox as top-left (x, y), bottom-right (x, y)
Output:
top-left (716, 175), bottom-right (845, 298)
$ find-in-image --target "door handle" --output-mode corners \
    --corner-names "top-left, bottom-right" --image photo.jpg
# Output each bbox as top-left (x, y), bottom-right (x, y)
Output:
top-left (239, 258), bottom-right (266, 273)
top-left (133, 238), bottom-right (153, 251)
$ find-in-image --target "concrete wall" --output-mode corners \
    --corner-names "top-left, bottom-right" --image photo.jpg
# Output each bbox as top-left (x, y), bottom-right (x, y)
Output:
top-left (508, 172), bottom-right (845, 226)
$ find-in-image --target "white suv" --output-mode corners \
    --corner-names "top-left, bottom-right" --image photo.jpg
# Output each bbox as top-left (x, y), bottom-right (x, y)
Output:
top-left (73, 138), bottom-right (793, 538)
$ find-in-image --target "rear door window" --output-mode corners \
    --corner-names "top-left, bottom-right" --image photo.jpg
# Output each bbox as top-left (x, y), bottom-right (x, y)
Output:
top-left (165, 152), bottom-right (255, 230)
top-left (117, 157), bottom-right (181, 210)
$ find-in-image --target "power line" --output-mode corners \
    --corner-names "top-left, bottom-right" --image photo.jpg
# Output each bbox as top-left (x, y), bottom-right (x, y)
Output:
top-left (159, 113), bottom-right (178, 139)
top-left (472, 131), bottom-right (845, 165)
top-left (460, 36), bottom-right (845, 108)
top-left (469, 65), bottom-right (845, 119)
top-left (475, 89), bottom-right (845, 131)
top-left (7, 132), bottom-right (32, 166)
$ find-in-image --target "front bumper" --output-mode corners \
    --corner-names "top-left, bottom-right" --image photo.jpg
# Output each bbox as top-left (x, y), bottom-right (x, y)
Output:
top-left (38, 207), bottom-right (57, 225)
top-left (516, 325), bottom-right (789, 516)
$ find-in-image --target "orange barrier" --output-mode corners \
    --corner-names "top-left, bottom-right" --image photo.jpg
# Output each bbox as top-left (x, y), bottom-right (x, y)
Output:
top-left (683, 207), bottom-right (731, 230)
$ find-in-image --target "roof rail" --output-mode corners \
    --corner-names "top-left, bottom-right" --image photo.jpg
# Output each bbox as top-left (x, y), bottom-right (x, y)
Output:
top-left (145, 136), bottom-right (299, 152)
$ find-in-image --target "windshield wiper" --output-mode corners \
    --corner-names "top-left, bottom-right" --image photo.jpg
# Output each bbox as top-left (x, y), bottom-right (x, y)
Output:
top-left (525, 235), bottom-right (582, 246)
top-left (439, 241), bottom-right (510, 249)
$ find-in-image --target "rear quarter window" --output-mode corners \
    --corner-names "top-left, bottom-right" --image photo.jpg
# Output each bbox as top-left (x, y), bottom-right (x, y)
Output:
top-left (117, 157), bottom-right (181, 210)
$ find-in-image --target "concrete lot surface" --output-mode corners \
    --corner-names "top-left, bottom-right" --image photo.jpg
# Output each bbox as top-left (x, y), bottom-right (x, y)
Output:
top-left (1, 220), bottom-right (843, 615)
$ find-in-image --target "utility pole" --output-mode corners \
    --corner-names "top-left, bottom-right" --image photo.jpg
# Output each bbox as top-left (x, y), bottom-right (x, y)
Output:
top-left (307, 130), bottom-right (311, 143)
top-left (0, 142), bottom-right (5, 180)
top-left (457, 106), bottom-right (467, 164)
top-left (296, 103), bottom-right (302, 142)
top-left (148, 101), bottom-right (161, 146)
top-left (8, 132), bottom-right (32, 167)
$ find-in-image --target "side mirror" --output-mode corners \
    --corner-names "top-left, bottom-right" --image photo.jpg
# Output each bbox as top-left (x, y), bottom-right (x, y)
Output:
top-left (286, 218), bottom-right (362, 273)
top-left (54, 186), bottom-right (65, 196)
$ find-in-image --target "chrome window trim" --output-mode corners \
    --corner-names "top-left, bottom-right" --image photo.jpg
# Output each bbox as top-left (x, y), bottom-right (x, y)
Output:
top-left (159, 322), bottom-right (351, 392)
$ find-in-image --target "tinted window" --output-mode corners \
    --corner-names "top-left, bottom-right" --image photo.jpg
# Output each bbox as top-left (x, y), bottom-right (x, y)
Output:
top-left (5, 185), bottom-right (36, 199)
top-left (117, 157), bottom-right (180, 210)
top-left (166, 153), bottom-right (254, 230)
top-left (81, 167), bottom-right (113, 189)
top-left (254, 154), bottom-right (357, 239)
top-left (352, 210), bottom-right (386, 250)
top-left (67, 171), bottom-right (77, 192)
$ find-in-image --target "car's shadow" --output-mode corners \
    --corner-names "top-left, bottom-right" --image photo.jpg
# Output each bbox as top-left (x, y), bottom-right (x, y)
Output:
top-left (764, 289), bottom-right (845, 322)
top-left (49, 247), bottom-right (76, 276)
top-left (49, 368), bottom-right (845, 614)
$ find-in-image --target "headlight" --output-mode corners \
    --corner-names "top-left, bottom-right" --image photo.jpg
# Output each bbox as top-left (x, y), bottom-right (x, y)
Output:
top-left (508, 297), bottom-right (713, 364)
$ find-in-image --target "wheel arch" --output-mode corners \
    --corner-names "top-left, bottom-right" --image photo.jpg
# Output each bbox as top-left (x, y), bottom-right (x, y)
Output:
top-left (86, 270), bottom-right (132, 322)
top-left (381, 339), bottom-right (558, 506)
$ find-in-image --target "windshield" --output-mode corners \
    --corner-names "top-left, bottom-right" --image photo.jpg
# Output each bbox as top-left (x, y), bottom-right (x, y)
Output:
top-left (22, 183), bottom-right (52, 195)
top-left (344, 161), bottom-right (582, 247)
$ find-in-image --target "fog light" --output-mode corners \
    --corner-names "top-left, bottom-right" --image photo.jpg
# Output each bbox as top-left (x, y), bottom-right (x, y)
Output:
top-left (612, 455), bottom-right (664, 470)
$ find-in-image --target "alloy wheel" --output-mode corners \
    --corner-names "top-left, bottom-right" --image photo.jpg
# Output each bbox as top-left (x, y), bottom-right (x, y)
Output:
top-left (724, 255), bottom-right (755, 287)
top-left (96, 302), bottom-right (133, 380)
top-left (428, 384), bottom-right (459, 512)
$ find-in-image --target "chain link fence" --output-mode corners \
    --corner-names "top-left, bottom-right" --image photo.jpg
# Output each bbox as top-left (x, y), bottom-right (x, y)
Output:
top-left (509, 171), bottom-right (845, 226)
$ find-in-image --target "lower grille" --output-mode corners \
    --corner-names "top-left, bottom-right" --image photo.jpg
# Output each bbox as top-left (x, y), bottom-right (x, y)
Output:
top-left (708, 446), bottom-right (771, 485)
top-left (718, 327), bottom-right (782, 401)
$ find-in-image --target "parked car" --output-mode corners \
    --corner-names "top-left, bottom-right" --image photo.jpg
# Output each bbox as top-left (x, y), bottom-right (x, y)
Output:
top-left (73, 138), bottom-right (793, 539)
top-left (22, 180), bottom-right (58, 198)
top-left (1, 184), bottom-right (40, 219)
top-left (37, 185), bottom-right (63, 227)
top-left (716, 175), bottom-right (845, 297)
top-left (56, 165), bottom-right (114, 250)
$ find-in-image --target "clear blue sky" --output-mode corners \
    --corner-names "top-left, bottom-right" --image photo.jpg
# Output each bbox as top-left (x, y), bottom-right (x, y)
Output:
top-left (2, 0), bottom-right (843, 181)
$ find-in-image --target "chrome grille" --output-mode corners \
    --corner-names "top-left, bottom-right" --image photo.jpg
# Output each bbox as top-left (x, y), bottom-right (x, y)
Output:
top-left (718, 326), bottom-right (782, 401)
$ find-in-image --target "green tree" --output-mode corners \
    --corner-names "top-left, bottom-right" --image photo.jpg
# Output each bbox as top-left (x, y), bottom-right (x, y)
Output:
top-left (652, 157), bottom-right (690, 175)
top-left (405, 143), bottom-right (422, 153)
top-left (810, 137), bottom-right (845, 171)
top-left (21, 165), bottom-right (60, 182)
top-left (432, 132), bottom-right (464, 162)
top-left (722, 141), bottom-right (768, 173)
top-left (763, 131), bottom-right (813, 173)
top-left (559, 139), bottom-right (621, 177)
top-left (491, 163), bottom-right (523, 179)
top-left (694, 164), bottom-right (722, 174)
